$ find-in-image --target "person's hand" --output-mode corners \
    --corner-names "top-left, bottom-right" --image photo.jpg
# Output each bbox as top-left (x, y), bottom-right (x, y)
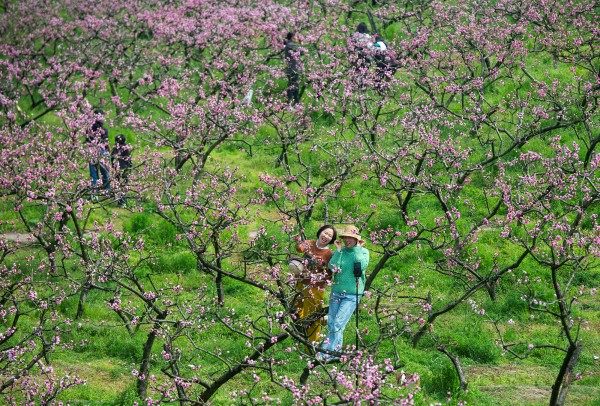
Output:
top-left (334, 240), bottom-right (342, 250)
top-left (357, 239), bottom-right (366, 247)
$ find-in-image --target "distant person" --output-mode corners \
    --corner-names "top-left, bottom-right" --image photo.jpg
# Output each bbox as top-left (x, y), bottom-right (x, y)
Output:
top-left (354, 22), bottom-right (372, 44)
top-left (284, 32), bottom-right (304, 105)
top-left (351, 23), bottom-right (374, 84)
top-left (372, 34), bottom-right (398, 86)
top-left (317, 224), bottom-right (369, 362)
top-left (353, 23), bottom-right (374, 60)
top-left (111, 134), bottom-right (132, 207)
top-left (86, 110), bottom-right (110, 200)
top-left (293, 225), bottom-right (337, 351)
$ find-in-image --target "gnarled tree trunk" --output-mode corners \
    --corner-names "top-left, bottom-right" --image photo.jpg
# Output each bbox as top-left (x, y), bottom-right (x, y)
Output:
top-left (549, 341), bottom-right (583, 406)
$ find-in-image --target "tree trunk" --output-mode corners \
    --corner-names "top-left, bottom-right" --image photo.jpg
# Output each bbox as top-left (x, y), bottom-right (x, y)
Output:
top-left (169, 358), bottom-right (188, 405)
top-left (137, 329), bottom-right (157, 399)
top-left (213, 239), bottom-right (224, 306)
top-left (486, 281), bottom-right (496, 301)
top-left (216, 270), bottom-right (224, 305)
top-left (549, 341), bottom-right (583, 406)
top-left (438, 345), bottom-right (468, 392)
top-left (109, 79), bottom-right (122, 117)
top-left (276, 145), bottom-right (288, 168)
top-left (200, 332), bottom-right (289, 403)
top-left (75, 282), bottom-right (90, 320)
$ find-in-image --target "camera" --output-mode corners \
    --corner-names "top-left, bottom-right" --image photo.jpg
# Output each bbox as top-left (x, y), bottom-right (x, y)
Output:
top-left (353, 262), bottom-right (362, 278)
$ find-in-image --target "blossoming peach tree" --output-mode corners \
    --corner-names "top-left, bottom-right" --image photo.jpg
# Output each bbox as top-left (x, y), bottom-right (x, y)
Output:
top-left (0, 0), bottom-right (598, 405)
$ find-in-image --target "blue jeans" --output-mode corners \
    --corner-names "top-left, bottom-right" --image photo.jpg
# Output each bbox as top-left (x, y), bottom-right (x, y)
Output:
top-left (321, 291), bottom-right (361, 355)
top-left (89, 149), bottom-right (110, 192)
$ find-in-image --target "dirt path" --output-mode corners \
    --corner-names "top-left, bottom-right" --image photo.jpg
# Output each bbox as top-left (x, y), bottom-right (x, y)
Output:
top-left (0, 232), bottom-right (37, 243)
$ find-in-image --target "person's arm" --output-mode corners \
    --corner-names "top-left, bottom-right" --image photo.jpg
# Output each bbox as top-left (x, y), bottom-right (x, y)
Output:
top-left (357, 247), bottom-right (369, 272)
top-left (329, 249), bottom-right (341, 271)
top-left (323, 250), bottom-right (334, 279)
top-left (295, 238), bottom-right (310, 254)
top-left (355, 247), bottom-right (369, 287)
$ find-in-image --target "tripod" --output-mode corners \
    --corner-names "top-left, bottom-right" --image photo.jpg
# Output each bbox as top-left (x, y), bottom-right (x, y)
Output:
top-left (355, 277), bottom-right (360, 349)
top-left (354, 266), bottom-right (362, 388)
top-left (353, 259), bottom-right (362, 350)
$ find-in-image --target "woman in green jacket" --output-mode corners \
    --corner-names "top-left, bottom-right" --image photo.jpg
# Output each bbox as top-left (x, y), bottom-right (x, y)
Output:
top-left (317, 225), bottom-right (369, 361)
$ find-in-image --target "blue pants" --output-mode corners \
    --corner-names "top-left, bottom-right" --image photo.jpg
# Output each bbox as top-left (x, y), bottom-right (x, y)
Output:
top-left (321, 291), bottom-right (361, 355)
top-left (89, 149), bottom-right (110, 192)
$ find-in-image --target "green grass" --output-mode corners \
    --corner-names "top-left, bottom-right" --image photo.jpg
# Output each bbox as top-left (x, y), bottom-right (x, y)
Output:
top-left (54, 357), bottom-right (135, 405)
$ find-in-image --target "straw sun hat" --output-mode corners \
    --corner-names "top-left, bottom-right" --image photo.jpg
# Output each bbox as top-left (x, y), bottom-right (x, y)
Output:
top-left (336, 224), bottom-right (362, 241)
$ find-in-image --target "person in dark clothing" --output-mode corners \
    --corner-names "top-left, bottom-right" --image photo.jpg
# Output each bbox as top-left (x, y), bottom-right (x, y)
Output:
top-left (351, 23), bottom-right (374, 86)
top-left (111, 134), bottom-right (132, 207)
top-left (284, 32), bottom-right (303, 105)
top-left (87, 110), bottom-right (110, 200)
top-left (372, 34), bottom-right (397, 85)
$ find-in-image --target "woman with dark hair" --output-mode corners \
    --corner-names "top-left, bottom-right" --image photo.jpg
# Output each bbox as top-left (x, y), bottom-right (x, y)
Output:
top-left (292, 225), bottom-right (337, 350)
top-left (356, 22), bottom-right (369, 34)
top-left (284, 31), bottom-right (303, 105)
